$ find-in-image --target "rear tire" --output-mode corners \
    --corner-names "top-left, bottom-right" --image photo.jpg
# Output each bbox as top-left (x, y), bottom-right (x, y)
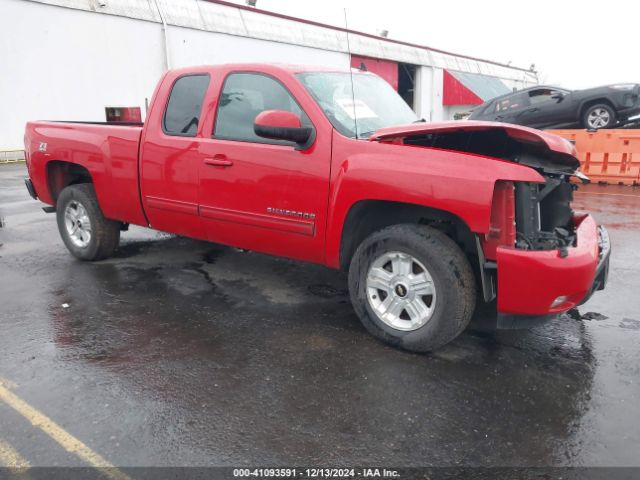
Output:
top-left (348, 224), bottom-right (476, 352)
top-left (582, 103), bottom-right (616, 129)
top-left (56, 184), bottom-right (120, 261)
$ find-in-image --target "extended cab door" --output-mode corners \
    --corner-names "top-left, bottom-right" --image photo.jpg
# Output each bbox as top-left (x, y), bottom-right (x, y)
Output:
top-left (139, 72), bottom-right (211, 240)
top-left (196, 71), bottom-right (332, 264)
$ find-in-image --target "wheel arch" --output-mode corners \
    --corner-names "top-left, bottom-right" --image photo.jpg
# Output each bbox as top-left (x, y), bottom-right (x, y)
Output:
top-left (46, 160), bottom-right (93, 203)
top-left (580, 98), bottom-right (616, 124)
top-left (339, 200), bottom-right (477, 271)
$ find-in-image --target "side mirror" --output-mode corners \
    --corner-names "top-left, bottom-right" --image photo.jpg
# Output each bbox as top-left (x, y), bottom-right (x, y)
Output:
top-left (552, 92), bottom-right (565, 102)
top-left (254, 110), bottom-right (314, 149)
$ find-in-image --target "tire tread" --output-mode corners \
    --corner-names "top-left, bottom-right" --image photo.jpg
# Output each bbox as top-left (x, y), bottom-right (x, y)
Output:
top-left (348, 224), bottom-right (476, 352)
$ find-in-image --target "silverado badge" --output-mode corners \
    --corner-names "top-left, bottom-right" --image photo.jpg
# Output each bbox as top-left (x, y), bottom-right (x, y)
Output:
top-left (267, 207), bottom-right (316, 220)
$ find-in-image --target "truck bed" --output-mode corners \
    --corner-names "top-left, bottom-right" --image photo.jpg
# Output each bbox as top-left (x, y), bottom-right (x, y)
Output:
top-left (24, 121), bottom-right (148, 227)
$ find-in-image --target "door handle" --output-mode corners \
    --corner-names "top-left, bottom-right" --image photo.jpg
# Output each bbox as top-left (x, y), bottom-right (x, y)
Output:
top-left (204, 155), bottom-right (233, 167)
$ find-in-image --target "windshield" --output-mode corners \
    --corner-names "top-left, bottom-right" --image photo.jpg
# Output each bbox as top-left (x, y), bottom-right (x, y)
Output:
top-left (297, 72), bottom-right (418, 139)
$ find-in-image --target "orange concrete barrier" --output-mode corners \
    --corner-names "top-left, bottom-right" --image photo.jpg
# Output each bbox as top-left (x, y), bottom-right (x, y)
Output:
top-left (548, 129), bottom-right (640, 185)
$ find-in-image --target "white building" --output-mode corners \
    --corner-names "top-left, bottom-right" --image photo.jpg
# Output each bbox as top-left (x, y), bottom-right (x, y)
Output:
top-left (0, 0), bottom-right (538, 157)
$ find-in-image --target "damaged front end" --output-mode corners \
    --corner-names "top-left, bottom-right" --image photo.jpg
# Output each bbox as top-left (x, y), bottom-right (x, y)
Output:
top-left (370, 121), bottom-right (608, 323)
top-left (513, 167), bottom-right (578, 254)
top-left (377, 122), bottom-right (585, 255)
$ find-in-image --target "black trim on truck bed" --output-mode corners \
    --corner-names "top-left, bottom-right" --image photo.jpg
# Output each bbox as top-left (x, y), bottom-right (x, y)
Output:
top-left (47, 121), bottom-right (144, 126)
top-left (24, 178), bottom-right (37, 200)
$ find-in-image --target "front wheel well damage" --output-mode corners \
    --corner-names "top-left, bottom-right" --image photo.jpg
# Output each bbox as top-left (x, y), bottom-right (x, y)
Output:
top-left (46, 160), bottom-right (93, 202)
top-left (339, 200), bottom-right (478, 271)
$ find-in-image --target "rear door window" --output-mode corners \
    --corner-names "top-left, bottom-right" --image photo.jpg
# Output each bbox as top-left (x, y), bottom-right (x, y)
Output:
top-left (163, 74), bottom-right (210, 137)
top-left (529, 89), bottom-right (553, 105)
top-left (528, 88), bottom-right (565, 105)
top-left (495, 93), bottom-right (529, 112)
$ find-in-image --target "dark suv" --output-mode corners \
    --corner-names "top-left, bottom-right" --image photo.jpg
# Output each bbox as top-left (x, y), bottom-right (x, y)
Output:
top-left (469, 84), bottom-right (640, 129)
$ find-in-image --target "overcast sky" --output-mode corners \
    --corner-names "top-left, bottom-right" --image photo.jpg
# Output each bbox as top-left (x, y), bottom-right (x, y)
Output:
top-left (226, 0), bottom-right (639, 89)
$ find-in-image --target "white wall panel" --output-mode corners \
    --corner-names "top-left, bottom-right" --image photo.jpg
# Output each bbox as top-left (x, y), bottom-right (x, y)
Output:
top-left (431, 68), bottom-right (445, 121)
top-left (0, 0), bottom-right (164, 149)
top-left (414, 66), bottom-right (433, 120)
top-left (414, 66), bottom-right (444, 122)
top-left (0, 0), bottom-right (536, 150)
top-left (0, 0), bottom-right (348, 150)
top-left (167, 26), bottom-right (349, 70)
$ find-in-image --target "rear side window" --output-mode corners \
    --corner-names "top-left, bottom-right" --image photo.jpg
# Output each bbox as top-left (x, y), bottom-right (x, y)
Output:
top-left (481, 101), bottom-right (495, 115)
top-left (528, 88), bottom-right (564, 105)
top-left (495, 93), bottom-right (529, 112)
top-left (163, 74), bottom-right (210, 137)
top-left (213, 73), bottom-right (311, 144)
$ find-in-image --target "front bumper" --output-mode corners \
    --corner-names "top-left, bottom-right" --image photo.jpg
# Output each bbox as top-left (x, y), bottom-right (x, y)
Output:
top-left (580, 225), bottom-right (610, 303)
top-left (617, 105), bottom-right (640, 122)
top-left (496, 214), bottom-right (609, 322)
top-left (612, 86), bottom-right (640, 120)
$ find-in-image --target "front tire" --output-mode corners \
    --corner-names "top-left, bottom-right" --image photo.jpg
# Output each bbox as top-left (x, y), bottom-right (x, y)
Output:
top-left (56, 184), bottom-right (120, 261)
top-left (348, 224), bottom-right (476, 352)
top-left (583, 103), bottom-right (616, 129)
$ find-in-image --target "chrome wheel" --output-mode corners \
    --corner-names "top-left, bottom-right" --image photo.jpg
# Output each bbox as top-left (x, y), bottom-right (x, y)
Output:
top-left (64, 200), bottom-right (92, 248)
top-left (366, 251), bottom-right (436, 331)
top-left (587, 107), bottom-right (611, 128)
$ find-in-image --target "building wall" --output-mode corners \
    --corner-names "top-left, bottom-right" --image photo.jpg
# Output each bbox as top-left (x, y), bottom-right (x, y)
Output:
top-left (413, 67), bottom-right (449, 122)
top-left (0, 0), bottom-right (532, 150)
top-left (167, 26), bottom-right (349, 70)
top-left (0, 0), bottom-right (349, 151)
top-left (414, 66), bottom-right (431, 120)
top-left (0, 0), bottom-right (164, 150)
top-left (431, 68), bottom-right (445, 121)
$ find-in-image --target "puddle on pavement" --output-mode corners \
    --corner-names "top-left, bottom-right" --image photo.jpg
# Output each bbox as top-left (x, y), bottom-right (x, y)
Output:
top-left (202, 248), bottom-right (224, 265)
top-left (308, 284), bottom-right (348, 298)
top-left (619, 318), bottom-right (640, 330)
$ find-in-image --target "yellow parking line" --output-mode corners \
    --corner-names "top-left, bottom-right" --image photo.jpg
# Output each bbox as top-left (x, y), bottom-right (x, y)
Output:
top-left (0, 437), bottom-right (30, 471)
top-left (0, 380), bottom-right (130, 480)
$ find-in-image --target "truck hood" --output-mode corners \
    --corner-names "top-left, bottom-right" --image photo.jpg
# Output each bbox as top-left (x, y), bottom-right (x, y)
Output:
top-left (369, 121), bottom-right (580, 170)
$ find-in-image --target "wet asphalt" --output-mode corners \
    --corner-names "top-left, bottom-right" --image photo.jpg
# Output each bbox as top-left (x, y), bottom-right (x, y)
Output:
top-left (0, 162), bottom-right (639, 469)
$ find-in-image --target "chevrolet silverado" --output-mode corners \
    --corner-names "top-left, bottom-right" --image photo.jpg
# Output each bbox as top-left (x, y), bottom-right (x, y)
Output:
top-left (23, 64), bottom-right (610, 352)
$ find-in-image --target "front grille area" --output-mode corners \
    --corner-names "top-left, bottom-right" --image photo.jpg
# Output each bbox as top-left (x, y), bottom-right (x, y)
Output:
top-left (514, 179), bottom-right (576, 251)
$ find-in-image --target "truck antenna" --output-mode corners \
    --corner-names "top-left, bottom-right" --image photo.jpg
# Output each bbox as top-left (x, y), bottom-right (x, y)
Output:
top-left (343, 8), bottom-right (358, 139)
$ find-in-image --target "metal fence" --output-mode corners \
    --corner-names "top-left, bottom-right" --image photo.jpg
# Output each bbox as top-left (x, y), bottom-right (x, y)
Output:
top-left (0, 150), bottom-right (25, 163)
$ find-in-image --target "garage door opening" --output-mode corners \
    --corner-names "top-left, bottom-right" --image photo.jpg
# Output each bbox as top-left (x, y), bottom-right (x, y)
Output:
top-left (350, 55), bottom-right (418, 112)
top-left (398, 63), bottom-right (417, 110)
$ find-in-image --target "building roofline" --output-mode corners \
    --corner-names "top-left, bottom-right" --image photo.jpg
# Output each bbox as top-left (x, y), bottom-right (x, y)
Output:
top-left (203, 0), bottom-right (535, 74)
top-left (166, 63), bottom-right (356, 75)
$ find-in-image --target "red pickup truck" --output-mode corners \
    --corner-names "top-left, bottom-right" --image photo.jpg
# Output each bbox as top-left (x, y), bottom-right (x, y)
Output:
top-left (23, 64), bottom-right (610, 352)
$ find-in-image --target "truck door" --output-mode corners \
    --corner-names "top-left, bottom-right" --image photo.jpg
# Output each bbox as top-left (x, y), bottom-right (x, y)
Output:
top-left (139, 73), bottom-right (211, 240)
top-left (197, 71), bottom-right (331, 264)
